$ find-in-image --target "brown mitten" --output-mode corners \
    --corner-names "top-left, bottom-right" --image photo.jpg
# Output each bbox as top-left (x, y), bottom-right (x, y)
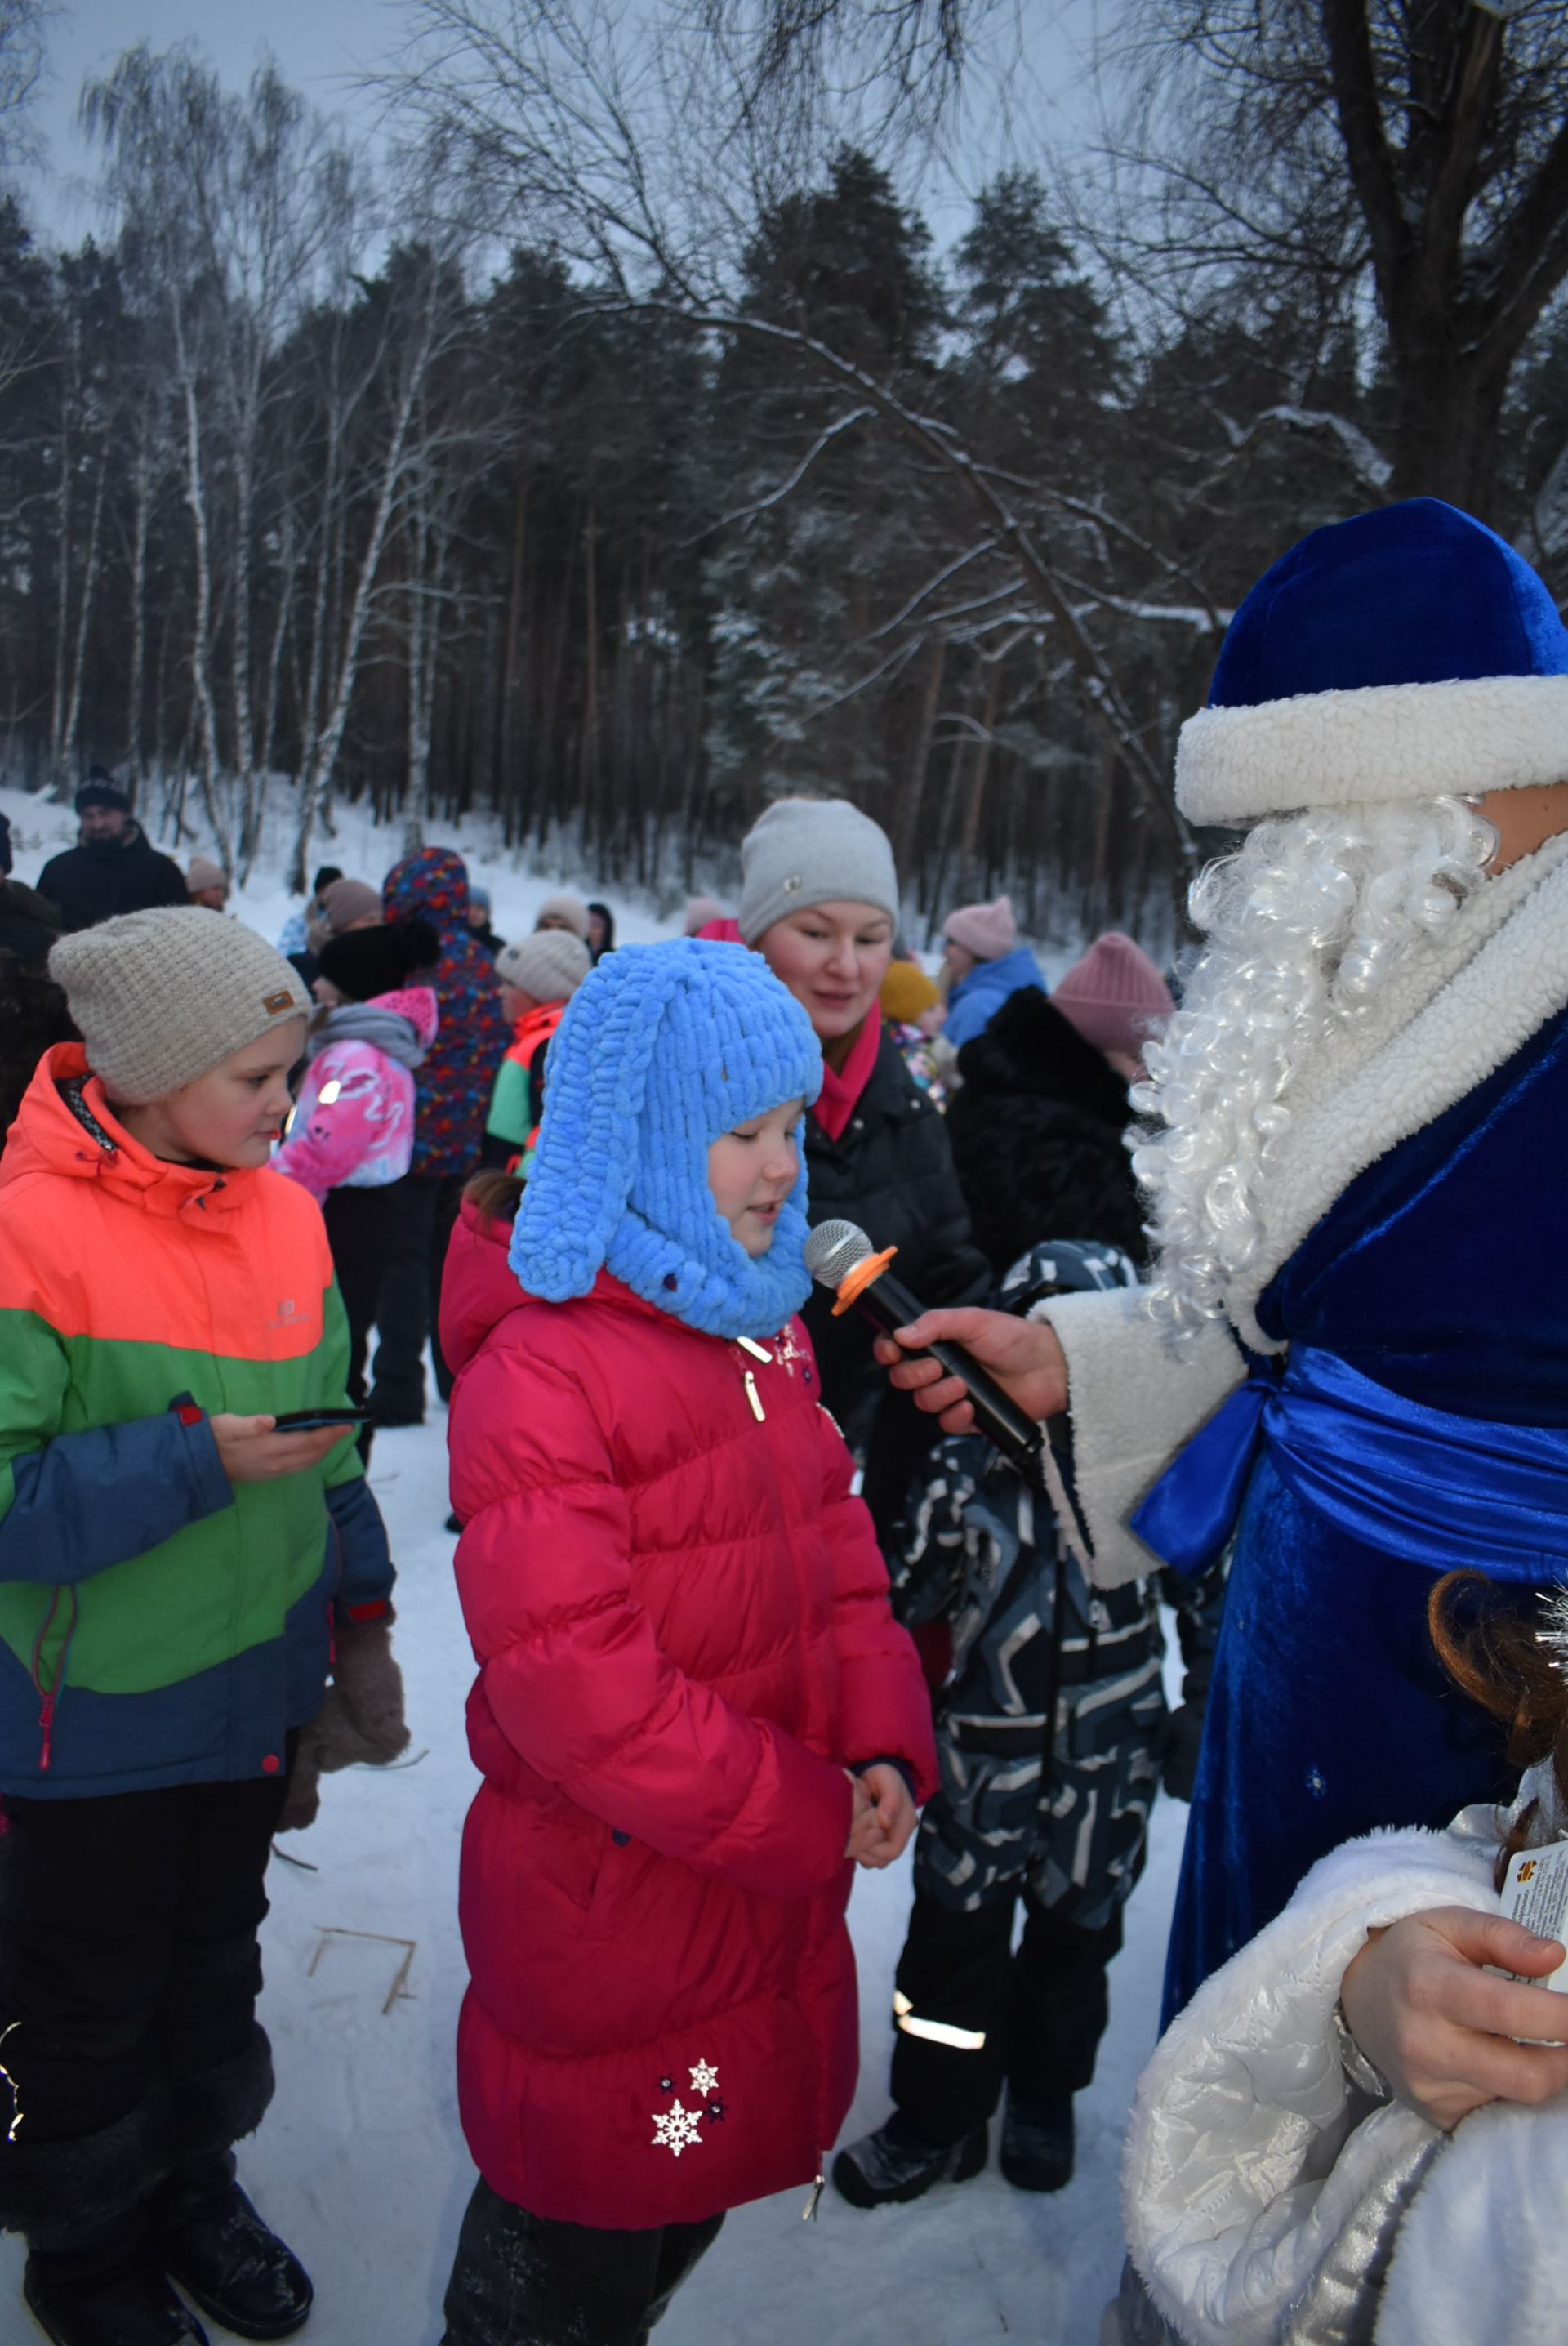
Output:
top-left (311, 1615), bottom-right (411, 1773)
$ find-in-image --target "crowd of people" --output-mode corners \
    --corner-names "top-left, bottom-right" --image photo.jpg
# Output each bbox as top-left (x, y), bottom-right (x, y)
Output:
top-left (0, 492), bottom-right (1564, 2346)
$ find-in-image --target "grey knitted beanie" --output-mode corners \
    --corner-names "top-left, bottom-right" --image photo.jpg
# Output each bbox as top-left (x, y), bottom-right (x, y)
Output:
top-left (497, 930), bottom-right (592, 1003)
top-left (50, 907), bottom-right (311, 1104)
top-left (737, 798), bottom-right (900, 944)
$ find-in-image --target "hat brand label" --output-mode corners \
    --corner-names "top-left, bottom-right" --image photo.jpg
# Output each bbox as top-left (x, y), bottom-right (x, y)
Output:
top-left (263, 989), bottom-right (295, 1014)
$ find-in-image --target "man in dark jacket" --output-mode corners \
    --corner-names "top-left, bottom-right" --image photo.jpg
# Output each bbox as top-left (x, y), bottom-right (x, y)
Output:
top-left (36, 774), bottom-right (188, 933)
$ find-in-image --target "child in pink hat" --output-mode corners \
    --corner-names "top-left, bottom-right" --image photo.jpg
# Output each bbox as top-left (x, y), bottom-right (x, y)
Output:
top-left (938, 895), bottom-right (1044, 1047)
top-left (1049, 932), bottom-right (1174, 1080)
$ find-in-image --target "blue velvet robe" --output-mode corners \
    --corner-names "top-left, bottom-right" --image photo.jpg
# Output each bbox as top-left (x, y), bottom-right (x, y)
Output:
top-left (1162, 1000), bottom-right (1568, 2021)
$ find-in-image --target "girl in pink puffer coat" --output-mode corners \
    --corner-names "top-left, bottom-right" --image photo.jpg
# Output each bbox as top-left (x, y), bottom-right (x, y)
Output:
top-left (274, 917), bottom-right (439, 1429)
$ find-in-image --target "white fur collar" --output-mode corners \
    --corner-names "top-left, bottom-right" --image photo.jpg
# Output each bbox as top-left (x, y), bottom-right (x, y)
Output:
top-left (1223, 832), bottom-right (1568, 1354)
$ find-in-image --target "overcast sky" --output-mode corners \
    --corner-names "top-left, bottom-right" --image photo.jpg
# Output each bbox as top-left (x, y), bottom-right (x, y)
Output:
top-left (24, 0), bottom-right (1100, 248)
top-left (30, 0), bottom-right (396, 234)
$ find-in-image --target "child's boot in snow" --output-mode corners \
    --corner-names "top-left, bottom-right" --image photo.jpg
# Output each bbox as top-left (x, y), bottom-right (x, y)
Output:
top-left (157, 2151), bottom-right (311, 2341)
top-left (158, 2031), bottom-right (310, 2341)
top-left (999, 2093), bottom-right (1075, 2192)
top-left (0, 2091), bottom-right (203, 2346)
top-left (831, 2115), bottom-right (987, 2208)
top-left (24, 2250), bottom-right (207, 2346)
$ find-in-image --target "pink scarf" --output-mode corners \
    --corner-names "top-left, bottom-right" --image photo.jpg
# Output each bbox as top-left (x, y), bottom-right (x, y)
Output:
top-left (810, 1013), bottom-right (882, 1143)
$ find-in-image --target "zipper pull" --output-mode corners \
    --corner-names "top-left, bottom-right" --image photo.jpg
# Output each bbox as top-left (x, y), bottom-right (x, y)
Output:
top-left (38, 1691), bottom-right (55, 1774)
top-left (802, 2163), bottom-right (826, 2223)
top-left (743, 1370), bottom-right (766, 1423)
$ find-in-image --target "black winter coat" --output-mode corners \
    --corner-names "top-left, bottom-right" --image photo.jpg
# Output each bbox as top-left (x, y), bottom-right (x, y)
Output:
top-left (37, 826), bottom-right (189, 932)
top-left (802, 1025), bottom-right (989, 1546)
top-left (945, 987), bottom-right (1148, 1277)
top-left (0, 879), bottom-right (60, 966)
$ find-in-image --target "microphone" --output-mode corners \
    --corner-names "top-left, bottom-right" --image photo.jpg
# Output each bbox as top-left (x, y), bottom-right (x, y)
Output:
top-left (804, 1219), bottom-right (1048, 1483)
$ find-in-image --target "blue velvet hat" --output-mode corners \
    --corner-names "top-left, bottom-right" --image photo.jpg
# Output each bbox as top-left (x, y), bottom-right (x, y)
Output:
top-left (509, 938), bottom-right (824, 1340)
top-left (1176, 498), bottom-right (1568, 824)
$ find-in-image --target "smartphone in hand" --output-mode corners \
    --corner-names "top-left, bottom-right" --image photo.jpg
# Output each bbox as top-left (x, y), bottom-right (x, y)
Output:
top-left (270, 1407), bottom-right (371, 1434)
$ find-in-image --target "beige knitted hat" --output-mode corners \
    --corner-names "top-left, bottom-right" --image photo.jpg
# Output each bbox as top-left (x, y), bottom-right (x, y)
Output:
top-left (533, 893), bottom-right (593, 941)
top-left (497, 930), bottom-right (592, 1003)
top-left (50, 908), bottom-right (311, 1105)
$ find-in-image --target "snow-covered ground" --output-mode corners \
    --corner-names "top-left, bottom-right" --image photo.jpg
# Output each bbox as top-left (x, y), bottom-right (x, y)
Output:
top-left (2, 778), bottom-right (1183, 2339)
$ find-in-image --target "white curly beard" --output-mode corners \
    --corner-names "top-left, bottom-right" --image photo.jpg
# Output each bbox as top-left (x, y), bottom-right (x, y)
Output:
top-left (1130, 797), bottom-right (1498, 1342)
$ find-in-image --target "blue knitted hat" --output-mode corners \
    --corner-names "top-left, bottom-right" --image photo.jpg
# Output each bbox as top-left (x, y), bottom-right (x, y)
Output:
top-left (1176, 498), bottom-right (1568, 825)
top-left (510, 939), bottom-right (824, 1340)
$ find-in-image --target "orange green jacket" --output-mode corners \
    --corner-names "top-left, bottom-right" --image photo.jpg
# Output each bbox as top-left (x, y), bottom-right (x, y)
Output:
top-left (0, 1044), bottom-right (393, 1798)
top-left (483, 1001), bottom-right (567, 1157)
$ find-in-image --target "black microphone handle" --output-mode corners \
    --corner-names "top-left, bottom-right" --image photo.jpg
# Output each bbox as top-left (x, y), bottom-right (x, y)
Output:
top-left (849, 1266), bottom-right (1046, 1481)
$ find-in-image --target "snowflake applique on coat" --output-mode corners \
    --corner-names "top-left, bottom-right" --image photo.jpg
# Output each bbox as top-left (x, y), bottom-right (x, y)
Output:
top-left (651, 2100), bottom-right (705, 2158)
top-left (689, 2059), bottom-right (719, 2096)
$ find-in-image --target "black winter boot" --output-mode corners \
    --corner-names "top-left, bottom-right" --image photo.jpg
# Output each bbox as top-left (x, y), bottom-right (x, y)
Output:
top-left (0, 2089), bottom-right (201, 2345)
top-left (157, 2152), bottom-right (312, 2341)
top-left (1000, 2092), bottom-right (1075, 2192)
top-left (831, 2115), bottom-right (988, 2208)
top-left (24, 2256), bottom-right (207, 2346)
top-left (159, 2028), bottom-right (310, 2340)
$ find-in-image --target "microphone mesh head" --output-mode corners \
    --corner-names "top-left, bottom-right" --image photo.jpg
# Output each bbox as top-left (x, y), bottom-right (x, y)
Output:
top-left (804, 1219), bottom-right (872, 1290)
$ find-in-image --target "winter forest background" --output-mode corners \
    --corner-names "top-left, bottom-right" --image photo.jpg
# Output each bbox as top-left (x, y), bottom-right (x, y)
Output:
top-left (5, 0), bottom-right (1568, 948)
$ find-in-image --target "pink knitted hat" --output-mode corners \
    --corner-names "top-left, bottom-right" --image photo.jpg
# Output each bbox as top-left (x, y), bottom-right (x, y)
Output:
top-left (943, 894), bottom-right (1018, 961)
top-left (1051, 932), bottom-right (1174, 1058)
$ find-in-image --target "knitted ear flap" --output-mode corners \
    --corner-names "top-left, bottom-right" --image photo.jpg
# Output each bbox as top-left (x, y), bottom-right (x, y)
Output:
top-left (509, 945), bottom-right (691, 1300)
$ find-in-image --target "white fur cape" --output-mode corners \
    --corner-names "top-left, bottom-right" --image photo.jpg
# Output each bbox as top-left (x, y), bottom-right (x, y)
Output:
top-left (1124, 1768), bottom-right (1568, 2345)
top-left (1033, 836), bottom-right (1568, 1587)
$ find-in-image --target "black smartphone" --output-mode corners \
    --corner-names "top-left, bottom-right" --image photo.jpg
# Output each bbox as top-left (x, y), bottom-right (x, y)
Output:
top-left (270, 1407), bottom-right (371, 1434)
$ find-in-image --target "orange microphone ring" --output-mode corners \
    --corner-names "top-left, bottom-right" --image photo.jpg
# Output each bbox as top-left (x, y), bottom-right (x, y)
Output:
top-left (831, 1246), bottom-right (900, 1316)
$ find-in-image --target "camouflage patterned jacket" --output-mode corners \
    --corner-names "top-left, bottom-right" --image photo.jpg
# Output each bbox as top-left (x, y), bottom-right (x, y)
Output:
top-left (892, 1242), bottom-right (1226, 1930)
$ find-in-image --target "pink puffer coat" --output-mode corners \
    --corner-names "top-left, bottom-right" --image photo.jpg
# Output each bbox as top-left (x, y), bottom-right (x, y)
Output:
top-left (440, 1199), bottom-right (936, 2228)
top-left (273, 987), bottom-right (438, 1202)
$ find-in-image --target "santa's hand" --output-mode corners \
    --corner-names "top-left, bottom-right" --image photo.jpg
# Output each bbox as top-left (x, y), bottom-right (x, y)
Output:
top-left (871, 1309), bottom-right (1067, 1434)
top-left (1340, 1906), bottom-right (1568, 2131)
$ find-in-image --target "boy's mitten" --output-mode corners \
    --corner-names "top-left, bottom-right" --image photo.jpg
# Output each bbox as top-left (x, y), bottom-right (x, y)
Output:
top-left (312, 1614), bottom-right (411, 1773)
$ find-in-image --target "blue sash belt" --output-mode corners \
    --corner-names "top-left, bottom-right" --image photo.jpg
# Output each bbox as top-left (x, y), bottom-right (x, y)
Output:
top-left (1132, 1344), bottom-right (1568, 1585)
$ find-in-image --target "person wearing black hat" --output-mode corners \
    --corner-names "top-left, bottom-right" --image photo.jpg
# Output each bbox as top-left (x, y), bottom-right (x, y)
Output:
top-left (0, 813), bottom-right (63, 968)
top-left (36, 773), bottom-right (189, 933)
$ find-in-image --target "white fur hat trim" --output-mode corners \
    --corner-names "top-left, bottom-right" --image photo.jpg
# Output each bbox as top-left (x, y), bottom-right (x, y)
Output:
top-left (1176, 672), bottom-right (1568, 826)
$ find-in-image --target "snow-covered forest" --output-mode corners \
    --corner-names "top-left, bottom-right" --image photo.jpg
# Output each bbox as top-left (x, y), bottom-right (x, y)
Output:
top-left (6, 0), bottom-right (1568, 940)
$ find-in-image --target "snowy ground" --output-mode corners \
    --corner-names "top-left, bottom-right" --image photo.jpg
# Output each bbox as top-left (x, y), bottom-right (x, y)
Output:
top-left (2, 778), bottom-right (1183, 2337)
top-left (1, 1397), bottom-right (1185, 2345)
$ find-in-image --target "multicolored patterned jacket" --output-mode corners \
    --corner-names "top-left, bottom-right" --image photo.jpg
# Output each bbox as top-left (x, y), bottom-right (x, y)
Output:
top-left (0, 1045), bottom-right (393, 1798)
top-left (382, 850), bottom-right (509, 1177)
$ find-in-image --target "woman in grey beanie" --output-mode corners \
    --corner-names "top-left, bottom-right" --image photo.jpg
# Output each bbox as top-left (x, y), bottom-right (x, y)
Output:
top-left (741, 798), bottom-right (987, 1550)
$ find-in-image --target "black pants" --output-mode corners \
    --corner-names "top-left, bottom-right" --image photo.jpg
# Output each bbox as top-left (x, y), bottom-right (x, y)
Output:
top-left (0, 1772), bottom-right (287, 2146)
top-left (324, 1182), bottom-right (407, 1459)
top-left (369, 1171), bottom-right (467, 1419)
top-left (441, 2179), bottom-right (724, 2346)
top-left (890, 1887), bottom-right (1123, 2145)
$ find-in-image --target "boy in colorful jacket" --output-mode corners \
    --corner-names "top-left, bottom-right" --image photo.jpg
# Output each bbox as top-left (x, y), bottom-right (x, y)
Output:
top-left (480, 928), bottom-right (591, 1169)
top-left (0, 908), bottom-right (404, 2346)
